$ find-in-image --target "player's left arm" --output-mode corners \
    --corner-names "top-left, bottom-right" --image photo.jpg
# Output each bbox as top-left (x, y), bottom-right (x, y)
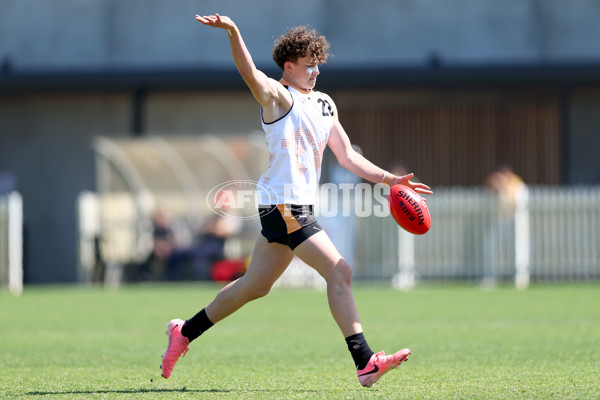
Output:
top-left (326, 95), bottom-right (432, 194)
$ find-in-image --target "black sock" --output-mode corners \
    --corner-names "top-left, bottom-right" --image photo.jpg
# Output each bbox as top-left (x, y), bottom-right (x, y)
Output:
top-left (181, 308), bottom-right (214, 342)
top-left (345, 332), bottom-right (375, 370)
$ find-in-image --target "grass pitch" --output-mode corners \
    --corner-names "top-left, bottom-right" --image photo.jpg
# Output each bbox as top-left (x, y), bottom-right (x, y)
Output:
top-left (1, 283), bottom-right (599, 399)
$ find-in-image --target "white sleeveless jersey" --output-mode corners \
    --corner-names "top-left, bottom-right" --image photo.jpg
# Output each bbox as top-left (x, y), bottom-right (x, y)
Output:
top-left (257, 86), bottom-right (334, 205)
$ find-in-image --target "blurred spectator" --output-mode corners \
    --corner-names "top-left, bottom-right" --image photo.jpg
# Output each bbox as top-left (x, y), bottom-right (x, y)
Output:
top-left (483, 165), bottom-right (526, 286)
top-left (189, 215), bottom-right (242, 280)
top-left (485, 165), bottom-right (526, 218)
top-left (91, 236), bottom-right (105, 284)
top-left (139, 210), bottom-right (175, 281)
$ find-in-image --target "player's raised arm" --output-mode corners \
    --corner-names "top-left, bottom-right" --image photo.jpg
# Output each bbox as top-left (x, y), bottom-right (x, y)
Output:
top-left (195, 14), bottom-right (286, 110)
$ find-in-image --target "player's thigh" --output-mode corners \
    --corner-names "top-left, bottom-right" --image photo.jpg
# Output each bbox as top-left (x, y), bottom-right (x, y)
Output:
top-left (293, 230), bottom-right (350, 282)
top-left (242, 234), bottom-right (295, 289)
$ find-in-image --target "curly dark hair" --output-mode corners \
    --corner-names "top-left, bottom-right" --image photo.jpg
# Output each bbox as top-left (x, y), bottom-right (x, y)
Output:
top-left (272, 26), bottom-right (330, 70)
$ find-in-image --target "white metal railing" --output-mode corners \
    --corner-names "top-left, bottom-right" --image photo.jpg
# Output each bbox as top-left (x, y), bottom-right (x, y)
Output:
top-left (0, 192), bottom-right (23, 295)
top-left (353, 186), bottom-right (600, 288)
top-left (77, 186), bottom-right (600, 287)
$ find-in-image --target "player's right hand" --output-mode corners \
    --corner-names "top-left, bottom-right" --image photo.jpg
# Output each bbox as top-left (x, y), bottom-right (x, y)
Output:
top-left (195, 13), bottom-right (235, 32)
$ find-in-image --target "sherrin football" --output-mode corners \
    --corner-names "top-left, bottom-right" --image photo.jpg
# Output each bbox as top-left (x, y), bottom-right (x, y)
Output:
top-left (388, 184), bottom-right (431, 235)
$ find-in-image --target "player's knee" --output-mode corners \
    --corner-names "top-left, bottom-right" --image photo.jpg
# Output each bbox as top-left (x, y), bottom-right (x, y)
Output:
top-left (332, 258), bottom-right (353, 287)
top-left (245, 284), bottom-right (271, 300)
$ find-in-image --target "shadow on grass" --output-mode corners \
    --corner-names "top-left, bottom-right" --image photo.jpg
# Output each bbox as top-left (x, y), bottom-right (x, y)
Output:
top-left (24, 387), bottom-right (326, 396)
top-left (25, 388), bottom-right (228, 396)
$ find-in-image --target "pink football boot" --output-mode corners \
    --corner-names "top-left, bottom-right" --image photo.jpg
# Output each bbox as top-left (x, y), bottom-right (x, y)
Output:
top-left (357, 349), bottom-right (411, 387)
top-left (160, 319), bottom-right (190, 379)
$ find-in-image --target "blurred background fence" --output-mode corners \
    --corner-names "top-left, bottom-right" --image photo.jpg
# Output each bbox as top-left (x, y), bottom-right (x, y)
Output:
top-left (75, 184), bottom-right (600, 289)
top-left (0, 192), bottom-right (23, 295)
top-left (355, 186), bottom-right (600, 288)
top-left (3, 171), bottom-right (599, 292)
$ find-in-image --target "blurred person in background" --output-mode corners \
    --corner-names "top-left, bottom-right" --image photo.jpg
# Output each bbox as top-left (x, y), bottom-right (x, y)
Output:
top-left (189, 213), bottom-right (242, 281)
top-left (139, 210), bottom-right (175, 281)
top-left (167, 189), bottom-right (243, 281)
top-left (483, 165), bottom-right (526, 286)
top-left (485, 165), bottom-right (526, 219)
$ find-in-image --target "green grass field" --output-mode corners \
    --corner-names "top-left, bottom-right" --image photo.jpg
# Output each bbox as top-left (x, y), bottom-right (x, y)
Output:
top-left (1, 283), bottom-right (598, 399)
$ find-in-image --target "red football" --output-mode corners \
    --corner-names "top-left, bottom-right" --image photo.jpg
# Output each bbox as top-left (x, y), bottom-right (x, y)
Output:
top-left (388, 184), bottom-right (431, 235)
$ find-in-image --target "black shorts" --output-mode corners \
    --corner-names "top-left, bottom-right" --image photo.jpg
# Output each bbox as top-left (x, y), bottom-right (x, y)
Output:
top-left (258, 204), bottom-right (322, 250)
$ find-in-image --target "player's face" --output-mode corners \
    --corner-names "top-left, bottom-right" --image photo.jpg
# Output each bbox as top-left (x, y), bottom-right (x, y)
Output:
top-left (288, 56), bottom-right (320, 90)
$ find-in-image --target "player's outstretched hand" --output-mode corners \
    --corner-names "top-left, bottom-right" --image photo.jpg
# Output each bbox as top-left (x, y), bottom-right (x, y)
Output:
top-left (393, 173), bottom-right (433, 195)
top-left (195, 13), bottom-right (235, 31)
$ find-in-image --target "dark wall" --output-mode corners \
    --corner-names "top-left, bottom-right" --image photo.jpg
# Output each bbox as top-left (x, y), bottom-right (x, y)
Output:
top-left (0, 92), bottom-right (130, 283)
top-left (568, 89), bottom-right (600, 185)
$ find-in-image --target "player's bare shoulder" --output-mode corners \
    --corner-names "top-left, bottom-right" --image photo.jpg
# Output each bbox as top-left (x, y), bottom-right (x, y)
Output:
top-left (261, 78), bottom-right (293, 123)
top-left (273, 78), bottom-right (293, 106)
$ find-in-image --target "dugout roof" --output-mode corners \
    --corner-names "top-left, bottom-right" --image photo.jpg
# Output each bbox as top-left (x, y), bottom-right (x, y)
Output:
top-left (92, 134), bottom-right (267, 218)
